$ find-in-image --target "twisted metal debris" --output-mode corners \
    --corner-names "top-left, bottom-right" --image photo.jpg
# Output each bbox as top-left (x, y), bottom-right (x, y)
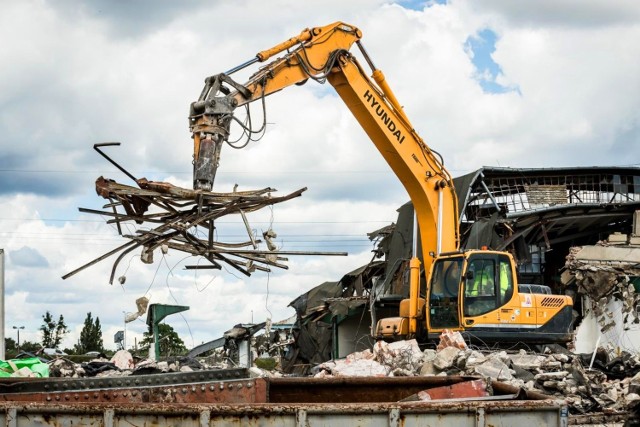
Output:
top-left (63, 144), bottom-right (346, 283)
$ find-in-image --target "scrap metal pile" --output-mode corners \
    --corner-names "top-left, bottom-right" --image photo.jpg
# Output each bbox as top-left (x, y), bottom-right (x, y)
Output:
top-left (64, 176), bottom-right (308, 282)
top-left (63, 144), bottom-right (346, 282)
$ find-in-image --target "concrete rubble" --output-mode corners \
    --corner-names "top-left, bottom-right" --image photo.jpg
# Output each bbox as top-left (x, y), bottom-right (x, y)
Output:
top-left (313, 331), bottom-right (640, 419)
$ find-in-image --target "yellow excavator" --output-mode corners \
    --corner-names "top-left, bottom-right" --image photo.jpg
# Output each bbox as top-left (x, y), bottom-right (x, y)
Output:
top-left (188, 22), bottom-right (574, 345)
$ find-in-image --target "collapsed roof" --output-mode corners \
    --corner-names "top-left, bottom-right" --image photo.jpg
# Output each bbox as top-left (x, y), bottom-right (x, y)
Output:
top-left (456, 166), bottom-right (640, 252)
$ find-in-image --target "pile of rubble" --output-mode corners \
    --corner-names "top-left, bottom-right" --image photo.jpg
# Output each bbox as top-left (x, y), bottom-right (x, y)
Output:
top-left (314, 333), bottom-right (640, 416)
top-left (42, 337), bottom-right (640, 417)
top-left (47, 349), bottom-right (286, 383)
top-left (48, 350), bottom-right (233, 378)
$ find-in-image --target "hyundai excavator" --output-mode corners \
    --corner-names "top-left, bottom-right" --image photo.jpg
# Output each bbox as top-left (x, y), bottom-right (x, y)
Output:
top-left (188, 22), bottom-right (574, 345)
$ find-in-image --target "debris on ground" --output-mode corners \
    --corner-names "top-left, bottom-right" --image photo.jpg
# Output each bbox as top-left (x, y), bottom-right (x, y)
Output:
top-left (315, 349), bottom-right (388, 377)
top-left (436, 329), bottom-right (467, 351)
top-left (111, 350), bottom-right (135, 370)
top-left (312, 333), bottom-right (640, 418)
top-left (0, 357), bottom-right (49, 378)
top-left (41, 335), bottom-right (640, 420)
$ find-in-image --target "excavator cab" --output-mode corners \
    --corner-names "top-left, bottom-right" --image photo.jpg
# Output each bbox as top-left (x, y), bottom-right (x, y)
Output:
top-left (425, 250), bottom-right (573, 345)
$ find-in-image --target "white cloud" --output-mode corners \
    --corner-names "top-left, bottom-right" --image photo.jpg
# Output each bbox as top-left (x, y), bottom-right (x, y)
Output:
top-left (469, 0), bottom-right (640, 28)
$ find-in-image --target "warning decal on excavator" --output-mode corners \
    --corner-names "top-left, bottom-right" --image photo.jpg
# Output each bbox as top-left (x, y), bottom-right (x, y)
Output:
top-left (523, 294), bottom-right (533, 308)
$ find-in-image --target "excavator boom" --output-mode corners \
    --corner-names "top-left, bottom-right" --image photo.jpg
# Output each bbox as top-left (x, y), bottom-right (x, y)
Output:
top-left (188, 22), bottom-right (460, 271)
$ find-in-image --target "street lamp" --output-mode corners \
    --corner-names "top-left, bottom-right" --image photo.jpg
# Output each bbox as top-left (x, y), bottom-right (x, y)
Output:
top-left (12, 326), bottom-right (24, 353)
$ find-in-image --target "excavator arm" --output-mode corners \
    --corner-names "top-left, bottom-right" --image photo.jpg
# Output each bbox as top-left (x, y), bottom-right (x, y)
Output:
top-left (189, 21), bottom-right (460, 335)
top-left (189, 22), bottom-right (362, 189)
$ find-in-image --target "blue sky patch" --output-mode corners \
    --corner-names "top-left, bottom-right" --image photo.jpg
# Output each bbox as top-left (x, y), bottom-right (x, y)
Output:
top-left (396, 0), bottom-right (446, 11)
top-left (465, 29), bottom-right (518, 94)
top-left (10, 246), bottom-right (50, 268)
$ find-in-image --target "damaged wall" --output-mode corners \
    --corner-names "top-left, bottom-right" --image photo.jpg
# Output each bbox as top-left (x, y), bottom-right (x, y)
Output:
top-left (562, 233), bottom-right (640, 355)
top-left (336, 310), bottom-right (376, 358)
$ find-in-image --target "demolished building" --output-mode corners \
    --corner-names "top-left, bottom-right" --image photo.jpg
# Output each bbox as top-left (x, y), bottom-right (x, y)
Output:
top-left (455, 166), bottom-right (640, 286)
top-left (281, 166), bottom-right (640, 372)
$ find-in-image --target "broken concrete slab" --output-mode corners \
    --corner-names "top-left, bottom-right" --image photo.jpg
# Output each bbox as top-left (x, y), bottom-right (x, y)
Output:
top-left (473, 357), bottom-right (513, 381)
top-left (572, 245), bottom-right (640, 263)
top-left (463, 350), bottom-right (487, 367)
top-left (511, 364), bottom-right (535, 382)
top-left (626, 393), bottom-right (640, 402)
top-left (419, 360), bottom-right (438, 376)
top-left (373, 339), bottom-right (423, 372)
top-left (433, 346), bottom-right (461, 371)
top-left (419, 349), bottom-right (438, 376)
top-left (509, 352), bottom-right (546, 370)
top-left (535, 371), bottom-right (570, 382)
top-left (110, 350), bottom-right (134, 370)
top-left (316, 358), bottom-right (389, 377)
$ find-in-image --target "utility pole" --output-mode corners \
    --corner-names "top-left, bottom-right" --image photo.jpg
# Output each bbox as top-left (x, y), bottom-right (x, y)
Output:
top-left (122, 311), bottom-right (127, 351)
top-left (0, 249), bottom-right (5, 360)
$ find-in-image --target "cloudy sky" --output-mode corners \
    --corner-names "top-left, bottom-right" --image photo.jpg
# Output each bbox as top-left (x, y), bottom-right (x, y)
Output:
top-left (1, 0), bottom-right (639, 352)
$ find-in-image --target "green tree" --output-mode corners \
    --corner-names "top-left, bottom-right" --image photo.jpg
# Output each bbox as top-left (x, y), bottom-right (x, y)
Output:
top-left (19, 341), bottom-right (40, 353)
top-left (40, 311), bottom-right (68, 348)
top-left (75, 312), bottom-right (104, 354)
top-left (139, 323), bottom-right (187, 357)
top-left (4, 337), bottom-right (16, 355)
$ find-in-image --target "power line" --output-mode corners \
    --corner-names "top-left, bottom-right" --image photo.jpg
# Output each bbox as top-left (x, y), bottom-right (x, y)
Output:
top-left (0, 237), bottom-right (372, 246)
top-left (0, 218), bottom-right (394, 224)
top-left (0, 230), bottom-right (371, 238)
top-left (0, 168), bottom-right (394, 175)
top-left (0, 230), bottom-right (376, 244)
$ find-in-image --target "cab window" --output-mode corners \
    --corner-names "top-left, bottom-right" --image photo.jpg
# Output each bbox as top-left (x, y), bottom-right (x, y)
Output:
top-left (498, 256), bottom-right (514, 305)
top-left (464, 258), bottom-right (498, 317)
top-left (428, 258), bottom-right (462, 329)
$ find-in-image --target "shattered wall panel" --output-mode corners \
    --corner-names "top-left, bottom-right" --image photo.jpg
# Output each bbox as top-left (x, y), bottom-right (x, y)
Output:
top-left (563, 242), bottom-right (640, 354)
top-left (564, 244), bottom-right (640, 330)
